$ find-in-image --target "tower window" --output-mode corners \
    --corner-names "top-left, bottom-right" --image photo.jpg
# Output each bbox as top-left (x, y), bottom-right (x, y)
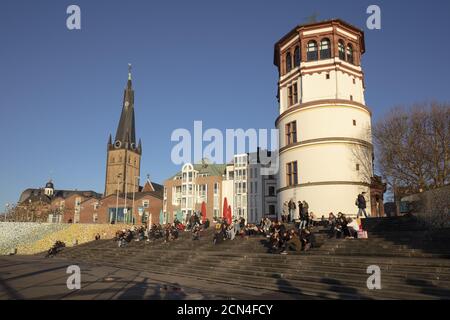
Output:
top-left (287, 83), bottom-right (298, 107)
top-left (353, 119), bottom-right (357, 126)
top-left (285, 121), bottom-right (297, 145)
top-left (356, 164), bottom-right (360, 171)
top-left (320, 38), bottom-right (331, 59)
top-left (288, 86), bottom-right (293, 107)
top-left (338, 40), bottom-right (345, 60)
top-left (326, 73), bottom-right (330, 80)
top-left (286, 52), bottom-right (292, 73)
top-left (350, 95), bottom-right (353, 101)
top-left (346, 44), bottom-right (354, 64)
top-left (286, 161), bottom-right (298, 186)
top-left (292, 82), bottom-right (298, 104)
top-left (294, 46), bottom-right (301, 67)
top-left (353, 78), bottom-right (356, 84)
top-left (307, 41), bottom-right (318, 61)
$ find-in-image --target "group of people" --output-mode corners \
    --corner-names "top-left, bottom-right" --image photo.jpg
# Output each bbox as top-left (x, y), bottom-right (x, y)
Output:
top-left (282, 200), bottom-right (314, 228)
top-left (282, 192), bottom-right (369, 224)
top-left (111, 191), bottom-right (369, 248)
top-left (268, 221), bottom-right (315, 255)
top-left (113, 224), bottom-right (174, 247)
top-left (186, 212), bottom-right (210, 232)
top-left (212, 217), bottom-right (273, 244)
top-left (45, 240), bottom-right (66, 258)
top-left (327, 212), bottom-right (361, 239)
top-left (210, 217), bottom-right (316, 255)
top-left (113, 216), bottom-right (213, 247)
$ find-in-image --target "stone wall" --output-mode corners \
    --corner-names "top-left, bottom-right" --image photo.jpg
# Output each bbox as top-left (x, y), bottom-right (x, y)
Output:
top-left (402, 186), bottom-right (450, 228)
top-left (0, 222), bottom-right (69, 255)
top-left (0, 222), bottom-right (131, 255)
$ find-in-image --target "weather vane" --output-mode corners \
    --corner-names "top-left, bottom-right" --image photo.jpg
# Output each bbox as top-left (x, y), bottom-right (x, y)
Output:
top-left (305, 12), bottom-right (319, 23)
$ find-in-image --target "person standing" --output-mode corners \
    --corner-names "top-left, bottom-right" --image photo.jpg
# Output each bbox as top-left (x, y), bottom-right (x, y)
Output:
top-left (302, 200), bottom-right (309, 222)
top-left (297, 201), bottom-right (303, 222)
top-left (282, 201), bottom-right (288, 223)
top-left (309, 211), bottom-right (315, 227)
top-left (288, 200), bottom-right (296, 223)
top-left (356, 192), bottom-right (368, 218)
top-left (328, 212), bottom-right (337, 238)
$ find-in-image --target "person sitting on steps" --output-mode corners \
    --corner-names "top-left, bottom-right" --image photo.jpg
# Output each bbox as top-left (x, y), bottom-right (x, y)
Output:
top-left (346, 217), bottom-right (359, 239)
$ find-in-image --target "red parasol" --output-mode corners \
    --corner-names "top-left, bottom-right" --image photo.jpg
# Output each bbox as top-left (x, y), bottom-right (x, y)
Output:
top-left (227, 205), bottom-right (232, 225)
top-left (201, 201), bottom-right (207, 223)
top-left (222, 197), bottom-right (228, 222)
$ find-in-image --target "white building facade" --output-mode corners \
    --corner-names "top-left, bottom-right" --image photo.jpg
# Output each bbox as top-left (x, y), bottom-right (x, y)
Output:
top-left (222, 153), bottom-right (278, 223)
top-left (274, 19), bottom-right (374, 218)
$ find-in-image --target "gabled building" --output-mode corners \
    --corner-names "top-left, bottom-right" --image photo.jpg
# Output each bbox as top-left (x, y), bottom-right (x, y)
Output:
top-left (164, 152), bottom-right (278, 225)
top-left (222, 151), bottom-right (277, 224)
top-left (164, 162), bottom-right (225, 223)
top-left (17, 180), bottom-right (102, 223)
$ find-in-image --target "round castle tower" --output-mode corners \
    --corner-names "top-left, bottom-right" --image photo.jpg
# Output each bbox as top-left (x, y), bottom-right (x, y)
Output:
top-left (274, 19), bottom-right (373, 218)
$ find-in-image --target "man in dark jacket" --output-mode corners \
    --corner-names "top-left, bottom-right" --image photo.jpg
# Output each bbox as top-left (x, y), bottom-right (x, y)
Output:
top-left (298, 201), bottom-right (308, 230)
top-left (356, 192), bottom-right (368, 218)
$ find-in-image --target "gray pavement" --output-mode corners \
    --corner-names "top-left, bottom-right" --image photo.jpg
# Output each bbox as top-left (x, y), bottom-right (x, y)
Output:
top-left (0, 255), bottom-right (312, 300)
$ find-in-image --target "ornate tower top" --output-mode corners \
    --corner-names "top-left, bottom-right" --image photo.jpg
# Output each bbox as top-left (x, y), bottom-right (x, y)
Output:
top-left (110, 65), bottom-right (141, 154)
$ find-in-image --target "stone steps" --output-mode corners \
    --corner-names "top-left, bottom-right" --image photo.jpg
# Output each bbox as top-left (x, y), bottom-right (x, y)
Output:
top-left (57, 217), bottom-right (450, 299)
top-left (83, 257), bottom-right (450, 300)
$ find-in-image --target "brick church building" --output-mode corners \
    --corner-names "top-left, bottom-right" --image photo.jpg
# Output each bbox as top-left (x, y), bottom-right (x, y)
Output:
top-left (18, 66), bottom-right (163, 225)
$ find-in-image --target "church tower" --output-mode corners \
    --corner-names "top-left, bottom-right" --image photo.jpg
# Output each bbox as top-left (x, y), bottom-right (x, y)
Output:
top-left (104, 65), bottom-right (142, 197)
top-left (274, 19), bottom-right (373, 217)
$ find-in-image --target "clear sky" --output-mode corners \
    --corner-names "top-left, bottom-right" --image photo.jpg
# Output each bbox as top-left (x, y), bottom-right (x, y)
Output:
top-left (1, 0), bottom-right (449, 210)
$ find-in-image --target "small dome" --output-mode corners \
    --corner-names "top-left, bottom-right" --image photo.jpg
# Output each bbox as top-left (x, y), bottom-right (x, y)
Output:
top-left (45, 180), bottom-right (54, 189)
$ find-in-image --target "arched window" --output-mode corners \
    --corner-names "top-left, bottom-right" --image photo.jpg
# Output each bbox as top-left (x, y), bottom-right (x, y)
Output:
top-left (294, 46), bottom-right (301, 67)
top-left (346, 44), bottom-right (354, 64)
top-left (307, 40), bottom-right (318, 61)
top-left (320, 38), bottom-right (331, 59)
top-left (338, 40), bottom-right (345, 60)
top-left (285, 52), bottom-right (292, 72)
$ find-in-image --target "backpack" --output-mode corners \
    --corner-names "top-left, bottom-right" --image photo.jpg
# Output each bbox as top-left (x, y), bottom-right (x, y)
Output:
top-left (355, 197), bottom-right (359, 206)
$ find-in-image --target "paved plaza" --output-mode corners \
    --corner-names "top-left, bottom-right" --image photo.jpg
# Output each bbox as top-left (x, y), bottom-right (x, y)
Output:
top-left (0, 255), bottom-right (310, 300)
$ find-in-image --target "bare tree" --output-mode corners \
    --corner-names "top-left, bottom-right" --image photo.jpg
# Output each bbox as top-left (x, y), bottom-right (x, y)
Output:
top-left (373, 102), bottom-right (450, 198)
top-left (350, 125), bottom-right (374, 184)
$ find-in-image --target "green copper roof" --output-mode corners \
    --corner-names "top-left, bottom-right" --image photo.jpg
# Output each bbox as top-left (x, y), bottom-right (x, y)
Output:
top-left (169, 163), bottom-right (227, 180)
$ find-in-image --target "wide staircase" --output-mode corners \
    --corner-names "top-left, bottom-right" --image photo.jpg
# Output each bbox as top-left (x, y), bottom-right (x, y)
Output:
top-left (58, 217), bottom-right (450, 299)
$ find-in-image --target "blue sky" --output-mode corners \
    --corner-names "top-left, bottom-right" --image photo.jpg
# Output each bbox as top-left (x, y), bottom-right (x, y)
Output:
top-left (0, 0), bottom-right (449, 210)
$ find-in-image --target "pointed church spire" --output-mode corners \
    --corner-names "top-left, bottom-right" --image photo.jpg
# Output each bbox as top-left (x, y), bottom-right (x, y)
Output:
top-left (114, 64), bottom-right (137, 151)
top-left (138, 138), bottom-right (142, 153)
